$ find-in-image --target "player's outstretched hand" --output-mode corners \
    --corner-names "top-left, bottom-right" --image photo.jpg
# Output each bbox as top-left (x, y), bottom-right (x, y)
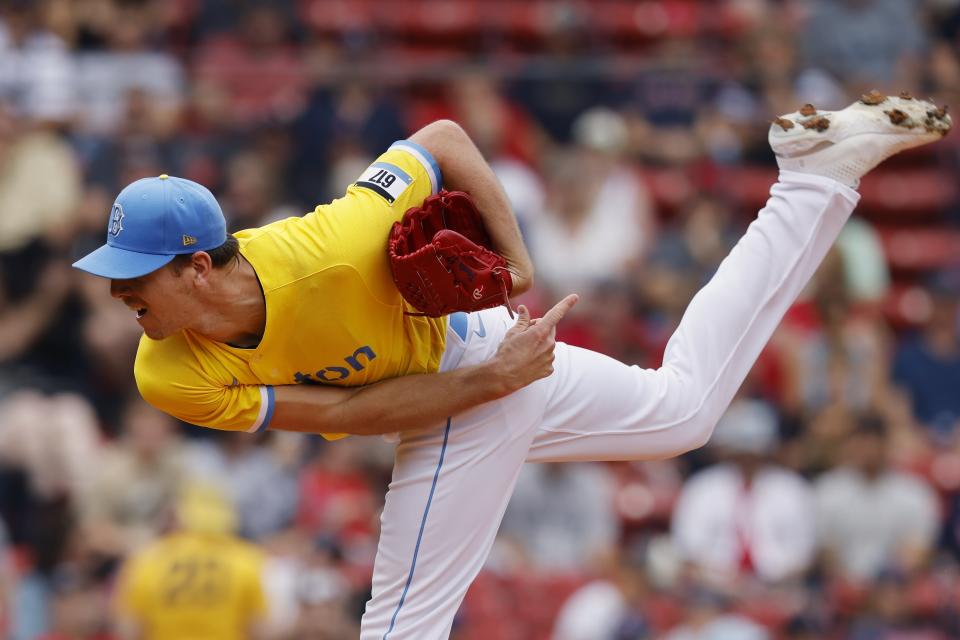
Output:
top-left (492, 294), bottom-right (579, 394)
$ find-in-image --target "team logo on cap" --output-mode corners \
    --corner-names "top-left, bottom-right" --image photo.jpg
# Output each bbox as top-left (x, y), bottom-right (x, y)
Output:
top-left (109, 203), bottom-right (124, 237)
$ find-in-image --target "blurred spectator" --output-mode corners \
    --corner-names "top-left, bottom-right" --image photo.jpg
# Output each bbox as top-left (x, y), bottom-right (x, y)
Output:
top-left (73, 1), bottom-right (184, 135)
top-left (847, 569), bottom-right (952, 640)
top-left (800, 0), bottom-right (928, 89)
top-left (0, 517), bottom-right (13, 636)
top-left (0, 101), bottom-right (81, 253)
top-left (219, 149), bottom-right (291, 230)
top-left (892, 271), bottom-right (960, 441)
top-left (296, 438), bottom-right (380, 561)
top-left (494, 150), bottom-right (546, 244)
top-left (0, 391), bottom-right (100, 501)
top-left (500, 462), bottom-right (617, 573)
top-left (184, 432), bottom-right (299, 540)
top-left (663, 587), bottom-right (769, 640)
top-left (292, 79), bottom-right (407, 205)
top-left (0, 253), bottom-right (76, 390)
top-left (114, 483), bottom-right (268, 640)
top-left (612, 459), bottom-right (685, 541)
top-left (645, 194), bottom-right (740, 289)
top-left (82, 88), bottom-right (187, 196)
top-left (417, 69), bottom-right (542, 167)
top-left (722, 25), bottom-right (806, 159)
top-left (0, 97), bottom-right (85, 395)
top-left (38, 572), bottom-right (113, 640)
top-left (780, 247), bottom-right (892, 416)
top-left (0, 2), bottom-right (74, 123)
top-left (815, 414), bottom-right (940, 582)
top-left (836, 217), bottom-right (892, 305)
top-left (192, 3), bottom-right (305, 129)
top-left (552, 580), bottom-right (629, 640)
top-left (671, 399), bottom-right (817, 584)
top-left (551, 545), bottom-right (656, 640)
top-left (80, 399), bottom-right (184, 559)
top-left (12, 496), bottom-right (78, 640)
top-left (413, 69), bottom-right (546, 234)
top-left (554, 279), bottom-right (652, 366)
top-left (191, 0), bottom-right (298, 42)
top-left (627, 39), bottom-right (716, 166)
top-left (926, 19), bottom-right (960, 107)
top-left (285, 538), bottom-right (359, 640)
top-left (510, 3), bottom-right (619, 143)
top-left (526, 108), bottom-right (654, 293)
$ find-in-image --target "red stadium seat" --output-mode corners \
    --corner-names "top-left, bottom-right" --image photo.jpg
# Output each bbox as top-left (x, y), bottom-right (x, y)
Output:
top-left (696, 166), bottom-right (955, 222)
top-left (877, 226), bottom-right (960, 272)
top-left (299, 0), bottom-right (751, 43)
top-left (858, 169), bottom-right (957, 219)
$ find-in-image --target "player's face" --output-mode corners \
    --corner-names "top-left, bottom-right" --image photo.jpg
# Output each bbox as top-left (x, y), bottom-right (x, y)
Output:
top-left (110, 264), bottom-right (196, 340)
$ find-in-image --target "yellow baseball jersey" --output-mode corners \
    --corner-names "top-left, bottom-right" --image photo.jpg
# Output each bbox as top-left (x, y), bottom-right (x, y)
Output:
top-left (116, 532), bottom-right (267, 640)
top-left (135, 141), bottom-right (444, 437)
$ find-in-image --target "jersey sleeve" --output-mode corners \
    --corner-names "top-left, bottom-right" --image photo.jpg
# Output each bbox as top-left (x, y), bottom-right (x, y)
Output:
top-left (350, 139), bottom-right (442, 216)
top-left (134, 337), bottom-right (276, 434)
top-left (295, 139), bottom-right (444, 297)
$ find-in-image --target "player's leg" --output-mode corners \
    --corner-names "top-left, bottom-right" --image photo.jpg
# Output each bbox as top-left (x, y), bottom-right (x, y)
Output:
top-left (527, 95), bottom-right (951, 463)
top-left (528, 171), bottom-right (856, 462)
top-left (360, 312), bottom-right (548, 639)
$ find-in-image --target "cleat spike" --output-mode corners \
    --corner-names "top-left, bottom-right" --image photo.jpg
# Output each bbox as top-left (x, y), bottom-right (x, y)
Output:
top-left (860, 90), bottom-right (886, 105)
top-left (800, 115), bottom-right (830, 132)
top-left (772, 117), bottom-right (795, 131)
top-left (885, 109), bottom-right (913, 127)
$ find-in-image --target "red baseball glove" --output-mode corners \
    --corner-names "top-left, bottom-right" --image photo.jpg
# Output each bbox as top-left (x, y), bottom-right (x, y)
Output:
top-left (388, 190), bottom-right (513, 317)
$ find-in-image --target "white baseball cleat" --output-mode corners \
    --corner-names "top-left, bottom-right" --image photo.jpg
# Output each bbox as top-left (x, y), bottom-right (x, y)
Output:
top-left (769, 90), bottom-right (952, 187)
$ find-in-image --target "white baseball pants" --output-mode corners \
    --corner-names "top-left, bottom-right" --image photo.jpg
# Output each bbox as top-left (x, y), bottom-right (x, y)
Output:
top-left (360, 172), bottom-right (860, 639)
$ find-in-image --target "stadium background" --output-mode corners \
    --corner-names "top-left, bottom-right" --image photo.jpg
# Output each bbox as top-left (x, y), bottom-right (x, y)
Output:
top-left (1, 0), bottom-right (960, 638)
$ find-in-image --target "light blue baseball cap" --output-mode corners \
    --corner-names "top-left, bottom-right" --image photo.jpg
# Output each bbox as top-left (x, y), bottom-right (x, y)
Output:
top-left (73, 175), bottom-right (227, 279)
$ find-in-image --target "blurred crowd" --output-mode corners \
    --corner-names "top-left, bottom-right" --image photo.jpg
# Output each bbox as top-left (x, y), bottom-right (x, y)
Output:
top-left (1, 0), bottom-right (960, 638)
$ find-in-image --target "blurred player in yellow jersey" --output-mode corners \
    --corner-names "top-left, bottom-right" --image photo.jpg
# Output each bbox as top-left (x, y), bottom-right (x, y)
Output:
top-left (114, 484), bottom-right (267, 640)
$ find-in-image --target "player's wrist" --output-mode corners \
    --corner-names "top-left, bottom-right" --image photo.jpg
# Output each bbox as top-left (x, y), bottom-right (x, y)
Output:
top-left (470, 359), bottom-right (519, 400)
top-left (503, 257), bottom-right (533, 295)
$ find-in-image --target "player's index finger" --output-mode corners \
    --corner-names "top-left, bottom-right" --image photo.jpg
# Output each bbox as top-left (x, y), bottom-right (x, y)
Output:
top-left (540, 294), bottom-right (579, 327)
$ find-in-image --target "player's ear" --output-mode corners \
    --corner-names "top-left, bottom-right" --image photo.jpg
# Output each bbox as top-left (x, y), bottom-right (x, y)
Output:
top-left (190, 251), bottom-right (214, 282)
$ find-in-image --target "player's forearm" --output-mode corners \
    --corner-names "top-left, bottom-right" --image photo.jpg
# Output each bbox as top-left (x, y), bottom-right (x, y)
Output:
top-left (270, 360), bottom-right (515, 436)
top-left (272, 296), bottom-right (575, 436)
top-left (409, 120), bottom-right (534, 294)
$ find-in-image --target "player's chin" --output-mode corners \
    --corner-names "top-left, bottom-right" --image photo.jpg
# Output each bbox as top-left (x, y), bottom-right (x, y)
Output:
top-left (140, 322), bottom-right (171, 341)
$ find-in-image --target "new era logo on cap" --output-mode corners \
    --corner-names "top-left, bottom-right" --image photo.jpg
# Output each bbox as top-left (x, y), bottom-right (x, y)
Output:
top-left (71, 175), bottom-right (227, 280)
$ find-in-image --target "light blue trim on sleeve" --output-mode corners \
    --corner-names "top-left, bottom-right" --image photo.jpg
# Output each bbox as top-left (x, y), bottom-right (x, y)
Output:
top-left (389, 140), bottom-right (443, 194)
top-left (258, 385), bottom-right (276, 432)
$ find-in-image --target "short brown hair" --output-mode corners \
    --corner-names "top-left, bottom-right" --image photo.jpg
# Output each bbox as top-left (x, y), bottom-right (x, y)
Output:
top-left (169, 234), bottom-right (240, 274)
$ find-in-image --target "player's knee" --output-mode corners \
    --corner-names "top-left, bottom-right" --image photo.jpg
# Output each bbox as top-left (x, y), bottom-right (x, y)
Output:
top-left (684, 418), bottom-right (716, 451)
top-left (670, 400), bottom-right (724, 455)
